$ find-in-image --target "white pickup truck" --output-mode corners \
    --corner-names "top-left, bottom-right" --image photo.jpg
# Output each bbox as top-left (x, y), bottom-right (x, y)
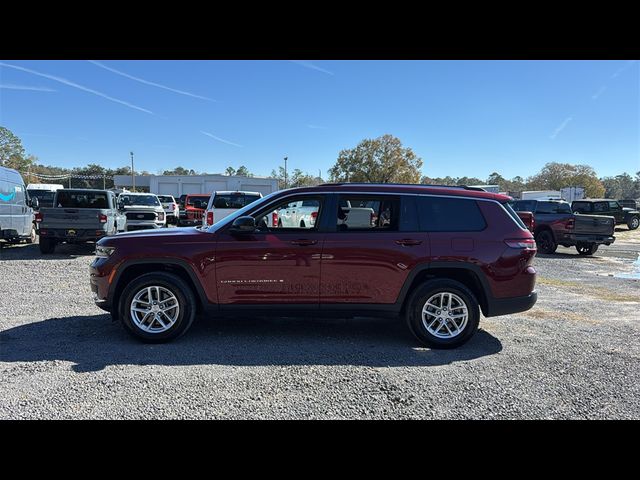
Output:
top-left (202, 191), bottom-right (263, 227)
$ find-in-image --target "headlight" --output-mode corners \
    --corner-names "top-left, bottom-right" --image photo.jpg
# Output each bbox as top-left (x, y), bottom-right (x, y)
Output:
top-left (95, 245), bottom-right (115, 258)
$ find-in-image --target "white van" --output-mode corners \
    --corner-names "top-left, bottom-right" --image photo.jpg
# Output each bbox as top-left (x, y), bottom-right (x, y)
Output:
top-left (26, 183), bottom-right (64, 209)
top-left (1, 166), bottom-right (38, 244)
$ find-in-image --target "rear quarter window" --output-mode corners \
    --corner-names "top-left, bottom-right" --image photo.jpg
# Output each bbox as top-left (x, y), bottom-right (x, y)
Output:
top-left (417, 196), bottom-right (486, 232)
top-left (572, 202), bottom-right (591, 213)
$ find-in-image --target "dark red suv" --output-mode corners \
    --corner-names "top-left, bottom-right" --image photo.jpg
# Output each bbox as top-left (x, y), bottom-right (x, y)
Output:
top-left (90, 184), bottom-right (537, 348)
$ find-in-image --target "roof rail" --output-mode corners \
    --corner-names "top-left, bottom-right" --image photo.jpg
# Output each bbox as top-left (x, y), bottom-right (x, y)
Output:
top-left (319, 182), bottom-right (487, 191)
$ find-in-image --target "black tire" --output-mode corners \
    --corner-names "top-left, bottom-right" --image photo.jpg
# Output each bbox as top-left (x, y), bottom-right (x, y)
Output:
top-left (628, 216), bottom-right (639, 230)
top-left (39, 238), bottom-right (56, 254)
top-left (405, 279), bottom-right (480, 349)
top-left (576, 243), bottom-right (598, 255)
top-left (26, 225), bottom-right (37, 244)
top-left (300, 220), bottom-right (306, 228)
top-left (277, 219), bottom-right (283, 228)
top-left (118, 272), bottom-right (196, 343)
top-left (535, 230), bottom-right (557, 254)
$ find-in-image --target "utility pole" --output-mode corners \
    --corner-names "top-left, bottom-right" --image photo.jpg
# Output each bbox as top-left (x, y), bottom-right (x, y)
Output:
top-left (284, 156), bottom-right (288, 189)
top-left (130, 151), bottom-right (135, 192)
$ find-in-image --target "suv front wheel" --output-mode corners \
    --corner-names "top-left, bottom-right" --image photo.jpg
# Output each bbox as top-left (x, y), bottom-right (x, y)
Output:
top-left (119, 272), bottom-right (196, 343)
top-left (405, 279), bottom-right (480, 349)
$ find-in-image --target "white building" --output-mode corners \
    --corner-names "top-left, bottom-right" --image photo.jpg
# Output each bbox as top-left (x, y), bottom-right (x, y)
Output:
top-left (114, 174), bottom-right (279, 197)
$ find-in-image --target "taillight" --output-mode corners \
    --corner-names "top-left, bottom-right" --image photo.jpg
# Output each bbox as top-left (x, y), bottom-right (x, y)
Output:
top-left (35, 212), bottom-right (43, 223)
top-left (311, 211), bottom-right (318, 223)
top-left (207, 211), bottom-right (214, 225)
top-left (566, 218), bottom-right (575, 229)
top-left (98, 214), bottom-right (107, 223)
top-left (505, 238), bottom-right (537, 250)
top-left (272, 211), bottom-right (278, 226)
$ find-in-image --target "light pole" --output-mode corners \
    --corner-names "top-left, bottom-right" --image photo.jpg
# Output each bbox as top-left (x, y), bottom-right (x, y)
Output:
top-left (130, 151), bottom-right (135, 192)
top-left (284, 156), bottom-right (288, 189)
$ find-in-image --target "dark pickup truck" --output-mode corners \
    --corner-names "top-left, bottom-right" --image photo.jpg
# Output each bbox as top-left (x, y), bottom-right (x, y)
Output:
top-left (572, 199), bottom-right (639, 230)
top-left (512, 199), bottom-right (615, 255)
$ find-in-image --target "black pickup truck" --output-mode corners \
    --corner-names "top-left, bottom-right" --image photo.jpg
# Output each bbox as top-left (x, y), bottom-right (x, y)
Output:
top-left (572, 199), bottom-right (640, 230)
top-left (511, 199), bottom-right (616, 255)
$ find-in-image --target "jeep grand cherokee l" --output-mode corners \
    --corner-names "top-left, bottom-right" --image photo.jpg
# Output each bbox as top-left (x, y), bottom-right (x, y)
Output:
top-left (90, 183), bottom-right (538, 348)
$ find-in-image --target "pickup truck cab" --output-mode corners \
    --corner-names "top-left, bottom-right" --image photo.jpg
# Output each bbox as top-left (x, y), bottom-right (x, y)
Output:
top-left (118, 193), bottom-right (166, 231)
top-left (178, 194), bottom-right (210, 226)
top-left (572, 199), bottom-right (640, 230)
top-left (512, 199), bottom-right (615, 255)
top-left (36, 188), bottom-right (126, 254)
top-left (202, 191), bottom-right (263, 227)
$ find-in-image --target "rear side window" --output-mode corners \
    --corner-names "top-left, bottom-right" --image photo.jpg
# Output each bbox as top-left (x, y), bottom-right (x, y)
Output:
top-left (57, 191), bottom-right (109, 208)
top-left (535, 201), bottom-right (571, 214)
top-left (417, 196), bottom-right (486, 232)
top-left (594, 202), bottom-right (608, 213)
top-left (503, 202), bottom-right (527, 229)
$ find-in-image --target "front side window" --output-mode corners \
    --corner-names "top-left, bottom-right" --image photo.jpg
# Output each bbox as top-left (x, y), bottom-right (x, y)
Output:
top-left (335, 195), bottom-right (399, 231)
top-left (572, 202), bottom-right (591, 213)
top-left (252, 195), bottom-right (323, 230)
top-left (609, 201), bottom-right (621, 210)
top-left (417, 196), bottom-right (486, 232)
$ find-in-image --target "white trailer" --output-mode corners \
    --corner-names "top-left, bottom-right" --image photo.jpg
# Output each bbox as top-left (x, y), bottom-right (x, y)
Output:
top-left (560, 186), bottom-right (585, 203)
top-left (520, 190), bottom-right (562, 200)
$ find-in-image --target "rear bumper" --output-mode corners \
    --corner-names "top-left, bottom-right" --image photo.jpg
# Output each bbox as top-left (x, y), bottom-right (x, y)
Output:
top-left (38, 228), bottom-right (107, 241)
top-left (558, 233), bottom-right (616, 246)
top-left (485, 291), bottom-right (537, 317)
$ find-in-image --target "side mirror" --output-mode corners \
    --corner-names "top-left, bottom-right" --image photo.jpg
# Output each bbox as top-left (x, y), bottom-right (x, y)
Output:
top-left (29, 197), bottom-right (39, 209)
top-left (229, 216), bottom-right (256, 234)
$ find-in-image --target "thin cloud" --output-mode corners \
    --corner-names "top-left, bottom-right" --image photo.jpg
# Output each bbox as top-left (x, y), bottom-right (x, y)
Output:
top-left (291, 60), bottom-right (334, 76)
top-left (0, 62), bottom-right (154, 115)
top-left (610, 60), bottom-right (637, 79)
top-left (0, 83), bottom-right (56, 92)
top-left (550, 116), bottom-right (573, 140)
top-left (89, 60), bottom-right (215, 102)
top-left (200, 130), bottom-right (243, 147)
top-left (591, 85), bottom-right (607, 100)
top-left (307, 124), bottom-right (327, 129)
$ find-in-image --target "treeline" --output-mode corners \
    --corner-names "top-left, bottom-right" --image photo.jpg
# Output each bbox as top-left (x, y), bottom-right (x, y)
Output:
top-left (3, 127), bottom-right (638, 199)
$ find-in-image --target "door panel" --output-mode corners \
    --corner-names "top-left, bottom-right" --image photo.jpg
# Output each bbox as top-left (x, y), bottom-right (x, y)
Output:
top-left (215, 231), bottom-right (324, 304)
top-left (320, 231), bottom-right (428, 304)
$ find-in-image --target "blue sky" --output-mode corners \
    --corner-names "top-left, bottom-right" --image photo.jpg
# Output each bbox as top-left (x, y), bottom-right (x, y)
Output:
top-left (1, 60), bottom-right (638, 179)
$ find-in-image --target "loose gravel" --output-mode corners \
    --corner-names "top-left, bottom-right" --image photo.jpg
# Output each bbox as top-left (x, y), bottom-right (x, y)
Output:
top-left (1, 234), bottom-right (639, 419)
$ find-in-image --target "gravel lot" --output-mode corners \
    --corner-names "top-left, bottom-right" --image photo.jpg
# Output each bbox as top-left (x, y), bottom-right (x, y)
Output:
top-left (1, 230), bottom-right (639, 419)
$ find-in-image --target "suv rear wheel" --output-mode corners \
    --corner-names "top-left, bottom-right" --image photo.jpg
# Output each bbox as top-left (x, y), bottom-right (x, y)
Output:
top-left (119, 272), bottom-right (196, 343)
top-left (535, 230), bottom-right (557, 254)
top-left (405, 279), bottom-right (480, 349)
top-left (628, 216), bottom-right (639, 230)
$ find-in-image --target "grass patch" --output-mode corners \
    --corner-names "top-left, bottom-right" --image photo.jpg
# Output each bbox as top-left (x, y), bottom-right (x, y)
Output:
top-left (537, 276), bottom-right (639, 303)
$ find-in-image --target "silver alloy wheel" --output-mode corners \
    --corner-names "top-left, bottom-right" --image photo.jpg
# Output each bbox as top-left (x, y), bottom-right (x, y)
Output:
top-left (631, 217), bottom-right (639, 229)
top-left (130, 286), bottom-right (180, 333)
top-left (421, 292), bottom-right (469, 339)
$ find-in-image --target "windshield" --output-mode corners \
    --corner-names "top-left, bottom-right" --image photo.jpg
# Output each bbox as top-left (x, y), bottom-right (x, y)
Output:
top-left (208, 190), bottom-right (280, 231)
top-left (157, 195), bottom-right (174, 203)
top-left (28, 189), bottom-right (56, 206)
top-left (56, 191), bottom-right (109, 209)
top-left (187, 196), bottom-right (210, 206)
top-left (120, 194), bottom-right (160, 207)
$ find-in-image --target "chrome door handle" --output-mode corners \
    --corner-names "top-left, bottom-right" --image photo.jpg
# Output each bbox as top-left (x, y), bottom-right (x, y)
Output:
top-left (395, 239), bottom-right (423, 246)
top-left (291, 239), bottom-right (317, 246)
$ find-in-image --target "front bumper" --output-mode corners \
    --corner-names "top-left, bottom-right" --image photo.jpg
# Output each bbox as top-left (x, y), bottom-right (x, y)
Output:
top-left (126, 221), bottom-right (165, 230)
